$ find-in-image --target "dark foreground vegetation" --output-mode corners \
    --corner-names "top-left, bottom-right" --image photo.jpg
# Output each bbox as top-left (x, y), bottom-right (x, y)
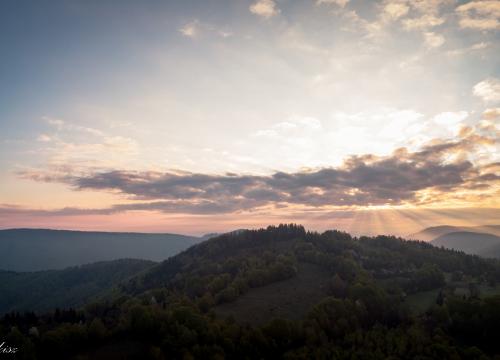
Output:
top-left (2, 224), bottom-right (500, 359)
top-left (0, 259), bottom-right (156, 314)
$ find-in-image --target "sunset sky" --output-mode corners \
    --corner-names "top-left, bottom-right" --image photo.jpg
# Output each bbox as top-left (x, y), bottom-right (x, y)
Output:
top-left (1, 0), bottom-right (499, 236)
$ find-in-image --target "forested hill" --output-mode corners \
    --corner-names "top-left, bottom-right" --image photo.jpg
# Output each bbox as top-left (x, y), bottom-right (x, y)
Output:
top-left (3, 224), bottom-right (500, 359)
top-left (431, 232), bottom-right (500, 258)
top-left (0, 259), bottom-right (156, 314)
top-left (0, 229), bottom-right (201, 271)
top-left (121, 224), bottom-right (499, 296)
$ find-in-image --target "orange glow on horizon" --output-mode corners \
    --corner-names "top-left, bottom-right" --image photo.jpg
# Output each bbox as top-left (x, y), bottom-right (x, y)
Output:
top-left (1, 207), bottom-right (499, 238)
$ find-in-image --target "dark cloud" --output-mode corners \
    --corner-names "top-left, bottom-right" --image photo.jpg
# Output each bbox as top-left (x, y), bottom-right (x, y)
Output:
top-left (0, 201), bottom-right (232, 217)
top-left (15, 130), bottom-right (498, 215)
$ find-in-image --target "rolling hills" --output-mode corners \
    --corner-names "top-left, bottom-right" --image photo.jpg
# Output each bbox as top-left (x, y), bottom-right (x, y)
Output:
top-left (0, 259), bottom-right (156, 314)
top-left (0, 229), bottom-right (202, 271)
top-left (2, 225), bottom-right (500, 359)
top-left (410, 224), bottom-right (500, 242)
top-left (410, 225), bottom-right (500, 259)
top-left (431, 232), bottom-right (500, 258)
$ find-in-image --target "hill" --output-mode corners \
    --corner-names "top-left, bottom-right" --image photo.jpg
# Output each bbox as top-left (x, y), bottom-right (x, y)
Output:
top-left (0, 259), bottom-right (156, 315)
top-left (480, 243), bottom-right (500, 259)
top-left (410, 225), bottom-right (468, 241)
top-left (0, 229), bottom-right (202, 271)
top-left (3, 225), bottom-right (499, 359)
top-left (410, 224), bottom-right (500, 242)
top-left (431, 232), bottom-right (500, 258)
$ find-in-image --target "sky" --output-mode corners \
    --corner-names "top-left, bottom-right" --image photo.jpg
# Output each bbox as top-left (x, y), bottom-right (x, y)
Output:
top-left (0, 0), bottom-right (499, 236)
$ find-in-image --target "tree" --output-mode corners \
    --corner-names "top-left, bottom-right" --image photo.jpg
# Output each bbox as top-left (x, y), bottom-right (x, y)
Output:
top-left (327, 274), bottom-right (347, 298)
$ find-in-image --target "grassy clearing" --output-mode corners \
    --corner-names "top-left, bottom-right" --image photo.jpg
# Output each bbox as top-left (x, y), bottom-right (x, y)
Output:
top-left (214, 262), bottom-right (330, 325)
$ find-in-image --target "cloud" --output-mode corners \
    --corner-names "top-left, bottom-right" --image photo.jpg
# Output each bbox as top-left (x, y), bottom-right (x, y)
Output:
top-left (240, 109), bottom-right (486, 172)
top-left (473, 78), bottom-right (500, 102)
top-left (446, 41), bottom-right (489, 56)
top-left (42, 136), bottom-right (139, 169)
top-left (316, 0), bottom-right (350, 7)
top-left (254, 116), bottom-right (322, 138)
top-left (42, 116), bottom-right (105, 137)
top-left (423, 31), bottom-right (445, 48)
top-left (218, 30), bottom-right (233, 38)
top-left (432, 111), bottom-right (468, 129)
top-left (456, 0), bottom-right (500, 30)
top-left (37, 134), bottom-right (52, 142)
top-left (482, 107), bottom-right (500, 120)
top-left (35, 116), bottom-right (141, 169)
top-left (179, 20), bottom-right (200, 38)
top-left (178, 20), bottom-right (233, 39)
top-left (18, 125), bottom-right (498, 214)
top-left (343, 0), bottom-right (452, 40)
top-left (379, 0), bottom-right (452, 28)
top-left (383, 2), bottom-right (410, 20)
top-left (403, 14), bottom-right (445, 29)
top-left (411, 0), bottom-right (453, 14)
top-left (0, 200), bottom-right (251, 216)
top-left (43, 116), bottom-right (65, 130)
top-left (250, 0), bottom-right (280, 18)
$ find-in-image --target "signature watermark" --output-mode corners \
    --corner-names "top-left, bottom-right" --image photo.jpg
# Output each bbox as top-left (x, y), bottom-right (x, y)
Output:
top-left (0, 341), bottom-right (18, 355)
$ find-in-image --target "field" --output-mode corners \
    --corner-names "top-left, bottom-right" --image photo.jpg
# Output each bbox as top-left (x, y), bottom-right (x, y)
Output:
top-left (215, 262), bottom-right (330, 325)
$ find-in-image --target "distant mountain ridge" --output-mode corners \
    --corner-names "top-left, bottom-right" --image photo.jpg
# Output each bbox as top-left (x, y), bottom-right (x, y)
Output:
top-left (406, 225), bottom-right (500, 259)
top-left (0, 228), bottom-right (202, 271)
top-left (410, 225), bottom-right (500, 242)
top-left (431, 231), bottom-right (500, 258)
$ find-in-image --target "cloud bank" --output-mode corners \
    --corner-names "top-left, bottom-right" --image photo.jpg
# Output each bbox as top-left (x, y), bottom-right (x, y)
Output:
top-left (15, 124), bottom-right (499, 215)
top-left (456, 0), bottom-right (500, 30)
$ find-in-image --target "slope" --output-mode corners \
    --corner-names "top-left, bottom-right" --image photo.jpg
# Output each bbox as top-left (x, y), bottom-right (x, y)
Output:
top-left (410, 224), bottom-right (500, 242)
top-left (431, 231), bottom-right (500, 257)
top-left (3, 225), bottom-right (500, 359)
top-left (0, 228), bottom-right (202, 271)
top-left (0, 259), bottom-right (156, 314)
